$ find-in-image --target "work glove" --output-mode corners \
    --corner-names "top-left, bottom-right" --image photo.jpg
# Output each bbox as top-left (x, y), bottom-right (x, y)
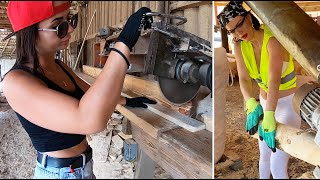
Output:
top-left (245, 98), bottom-right (264, 135)
top-left (125, 97), bottom-right (157, 108)
top-left (258, 111), bottom-right (277, 152)
top-left (117, 7), bottom-right (153, 51)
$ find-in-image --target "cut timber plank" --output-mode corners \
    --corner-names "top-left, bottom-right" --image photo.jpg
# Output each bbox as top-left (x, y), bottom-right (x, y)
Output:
top-left (75, 71), bottom-right (96, 85)
top-left (122, 90), bottom-right (206, 132)
top-left (116, 104), bottom-right (179, 138)
top-left (118, 132), bottom-right (133, 140)
top-left (147, 104), bottom-right (205, 132)
top-left (252, 123), bottom-right (320, 166)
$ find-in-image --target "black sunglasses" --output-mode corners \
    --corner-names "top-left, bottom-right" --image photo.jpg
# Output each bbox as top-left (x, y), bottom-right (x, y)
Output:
top-left (227, 13), bottom-right (247, 35)
top-left (38, 13), bottom-right (78, 39)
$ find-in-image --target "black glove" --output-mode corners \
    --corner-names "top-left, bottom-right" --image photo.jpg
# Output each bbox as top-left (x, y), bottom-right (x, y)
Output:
top-left (117, 7), bottom-right (153, 51)
top-left (125, 97), bottom-right (157, 108)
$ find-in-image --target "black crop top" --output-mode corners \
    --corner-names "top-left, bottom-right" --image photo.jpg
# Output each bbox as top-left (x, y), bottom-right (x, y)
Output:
top-left (8, 59), bottom-right (86, 152)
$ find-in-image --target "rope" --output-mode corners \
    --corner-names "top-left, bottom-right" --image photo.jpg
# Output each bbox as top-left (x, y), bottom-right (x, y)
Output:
top-left (228, 64), bottom-right (234, 87)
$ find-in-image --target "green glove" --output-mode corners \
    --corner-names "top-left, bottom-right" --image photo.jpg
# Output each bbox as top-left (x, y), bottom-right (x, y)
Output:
top-left (245, 98), bottom-right (264, 135)
top-left (258, 111), bottom-right (277, 152)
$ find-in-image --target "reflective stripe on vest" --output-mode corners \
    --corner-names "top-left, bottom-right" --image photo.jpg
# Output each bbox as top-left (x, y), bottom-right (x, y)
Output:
top-left (254, 70), bottom-right (296, 89)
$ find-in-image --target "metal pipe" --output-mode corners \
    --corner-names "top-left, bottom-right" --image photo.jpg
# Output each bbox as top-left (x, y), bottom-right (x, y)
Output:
top-left (245, 1), bottom-right (320, 81)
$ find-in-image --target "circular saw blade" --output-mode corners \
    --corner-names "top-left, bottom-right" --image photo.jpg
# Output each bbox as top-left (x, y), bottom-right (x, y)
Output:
top-left (159, 76), bottom-right (200, 105)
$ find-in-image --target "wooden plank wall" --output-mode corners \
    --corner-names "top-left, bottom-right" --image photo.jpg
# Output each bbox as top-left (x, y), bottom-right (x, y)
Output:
top-left (69, 1), bottom-right (212, 67)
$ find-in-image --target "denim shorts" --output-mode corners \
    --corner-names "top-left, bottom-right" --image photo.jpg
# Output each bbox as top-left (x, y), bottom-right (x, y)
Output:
top-left (33, 153), bottom-right (95, 179)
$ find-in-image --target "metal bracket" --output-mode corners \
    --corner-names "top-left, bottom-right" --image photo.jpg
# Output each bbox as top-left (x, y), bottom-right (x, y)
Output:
top-left (146, 12), bottom-right (187, 26)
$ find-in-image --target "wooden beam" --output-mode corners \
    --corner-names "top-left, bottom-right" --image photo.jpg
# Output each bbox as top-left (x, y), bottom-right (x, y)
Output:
top-left (214, 1), bottom-right (228, 7)
top-left (1, 38), bottom-right (9, 55)
top-left (295, 1), bottom-right (320, 7)
top-left (9, 46), bottom-right (16, 57)
top-left (82, 65), bottom-right (172, 106)
top-left (252, 123), bottom-right (320, 166)
top-left (300, 6), bottom-right (320, 12)
top-left (131, 123), bottom-right (212, 178)
top-left (170, 1), bottom-right (212, 12)
top-left (0, 20), bottom-right (11, 25)
top-left (0, 9), bottom-right (7, 14)
top-left (0, 2), bottom-right (8, 8)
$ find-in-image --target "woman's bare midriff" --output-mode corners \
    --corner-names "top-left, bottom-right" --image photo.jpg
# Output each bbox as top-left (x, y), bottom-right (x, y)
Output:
top-left (260, 86), bottom-right (296, 100)
top-left (44, 138), bottom-right (89, 158)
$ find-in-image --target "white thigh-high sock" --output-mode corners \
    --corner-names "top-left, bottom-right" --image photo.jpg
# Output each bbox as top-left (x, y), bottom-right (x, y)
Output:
top-left (259, 94), bottom-right (301, 179)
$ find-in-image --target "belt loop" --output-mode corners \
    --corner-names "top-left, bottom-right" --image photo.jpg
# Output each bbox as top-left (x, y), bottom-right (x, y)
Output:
top-left (40, 152), bottom-right (48, 168)
top-left (80, 153), bottom-right (86, 178)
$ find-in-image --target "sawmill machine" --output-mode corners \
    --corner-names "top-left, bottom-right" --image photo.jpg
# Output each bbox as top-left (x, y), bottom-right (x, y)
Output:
top-left (101, 12), bottom-right (212, 105)
top-left (143, 12), bottom-right (212, 104)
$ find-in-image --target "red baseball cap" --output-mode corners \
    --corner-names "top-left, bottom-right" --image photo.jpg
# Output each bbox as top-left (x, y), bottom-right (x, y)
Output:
top-left (3, 1), bottom-right (71, 41)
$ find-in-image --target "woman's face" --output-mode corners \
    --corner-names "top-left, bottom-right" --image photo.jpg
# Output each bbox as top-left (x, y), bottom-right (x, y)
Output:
top-left (36, 1), bottom-right (74, 55)
top-left (225, 13), bottom-right (254, 41)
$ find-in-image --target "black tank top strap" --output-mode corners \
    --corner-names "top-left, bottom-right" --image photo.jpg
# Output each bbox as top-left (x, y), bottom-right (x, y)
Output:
top-left (9, 64), bottom-right (51, 85)
top-left (9, 63), bottom-right (75, 96)
top-left (54, 59), bottom-right (85, 99)
top-left (55, 59), bottom-right (79, 88)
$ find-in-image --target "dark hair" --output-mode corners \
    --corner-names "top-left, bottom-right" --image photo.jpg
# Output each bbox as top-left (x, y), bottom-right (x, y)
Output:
top-left (250, 12), bottom-right (260, 30)
top-left (13, 23), bottom-right (43, 74)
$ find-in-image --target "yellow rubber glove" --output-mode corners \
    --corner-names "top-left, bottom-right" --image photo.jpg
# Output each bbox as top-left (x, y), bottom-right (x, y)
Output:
top-left (258, 111), bottom-right (277, 152)
top-left (245, 98), bottom-right (264, 135)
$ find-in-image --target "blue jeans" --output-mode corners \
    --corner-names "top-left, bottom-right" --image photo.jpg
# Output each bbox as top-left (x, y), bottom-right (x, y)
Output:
top-left (33, 152), bottom-right (95, 179)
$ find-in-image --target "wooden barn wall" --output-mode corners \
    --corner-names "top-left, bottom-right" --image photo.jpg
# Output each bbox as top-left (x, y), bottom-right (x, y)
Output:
top-left (69, 1), bottom-right (212, 67)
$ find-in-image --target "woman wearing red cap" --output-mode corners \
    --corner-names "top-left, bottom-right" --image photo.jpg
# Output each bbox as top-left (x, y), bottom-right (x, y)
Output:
top-left (2, 1), bottom-right (156, 179)
top-left (217, 1), bottom-right (301, 179)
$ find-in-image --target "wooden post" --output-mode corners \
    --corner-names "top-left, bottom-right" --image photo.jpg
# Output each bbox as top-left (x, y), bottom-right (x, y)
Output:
top-left (134, 150), bottom-right (156, 179)
top-left (220, 28), bottom-right (229, 53)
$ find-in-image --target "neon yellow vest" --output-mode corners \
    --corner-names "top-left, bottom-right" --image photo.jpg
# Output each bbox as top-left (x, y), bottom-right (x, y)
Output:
top-left (240, 25), bottom-right (296, 92)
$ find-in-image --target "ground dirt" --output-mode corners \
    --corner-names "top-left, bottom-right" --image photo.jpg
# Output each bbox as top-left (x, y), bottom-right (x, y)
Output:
top-left (214, 78), bottom-right (316, 179)
top-left (0, 93), bottom-right (170, 179)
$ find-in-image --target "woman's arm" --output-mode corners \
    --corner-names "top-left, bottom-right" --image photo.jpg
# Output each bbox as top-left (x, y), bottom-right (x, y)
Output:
top-left (58, 61), bottom-right (127, 106)
top-left (265, 37), bottom-right (287, 111)
top-left (3, 42), bottom-right (129, 135)
top-left (234, 41), bottom-right (254, 101)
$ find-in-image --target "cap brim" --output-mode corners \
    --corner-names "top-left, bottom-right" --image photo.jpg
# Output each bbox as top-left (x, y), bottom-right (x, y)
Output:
top-left (2, 32), bottom-right (16, 42)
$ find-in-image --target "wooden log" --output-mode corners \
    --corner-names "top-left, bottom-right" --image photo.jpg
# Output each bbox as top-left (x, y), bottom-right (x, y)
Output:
top-left (252, 123), bottom-right (320, 166)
